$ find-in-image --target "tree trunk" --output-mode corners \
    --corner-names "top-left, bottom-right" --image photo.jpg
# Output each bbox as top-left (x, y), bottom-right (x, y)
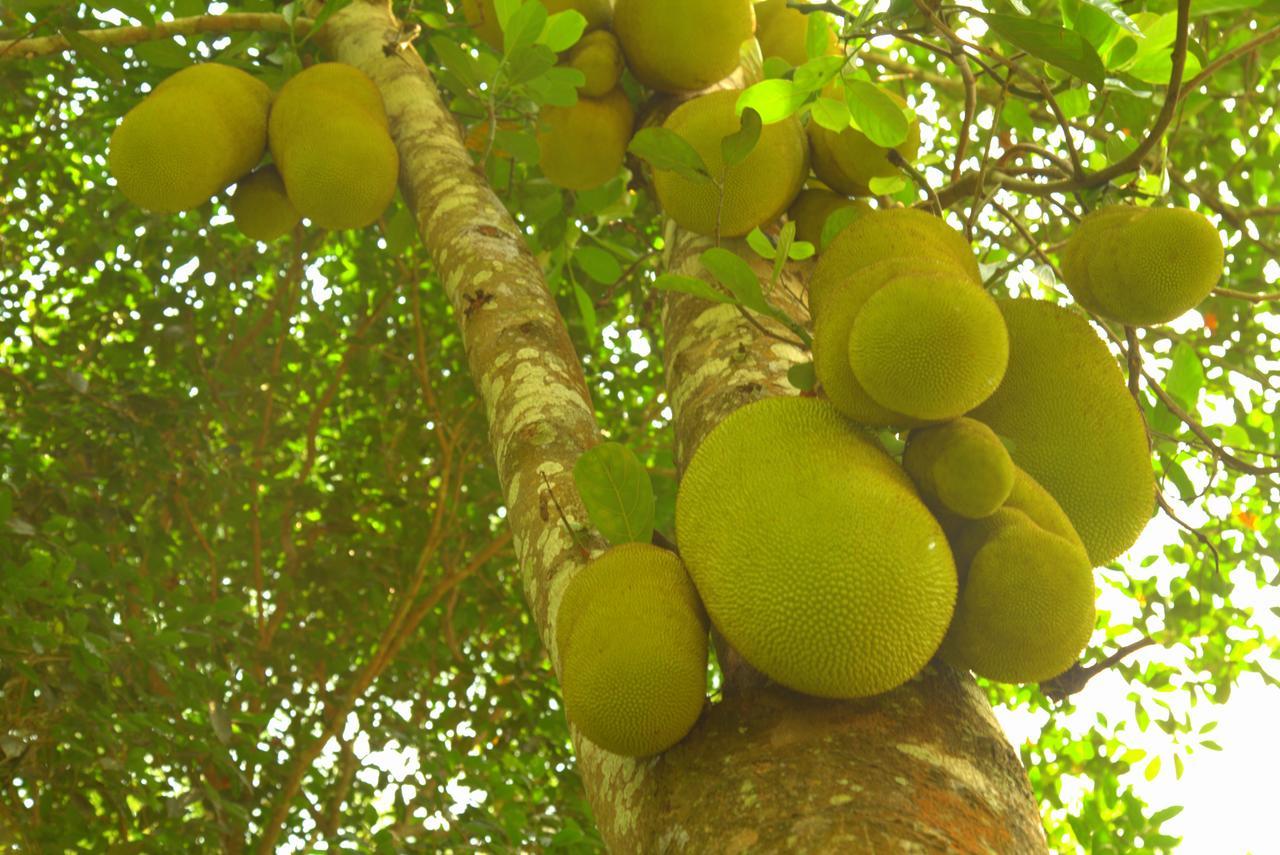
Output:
top-left (315, 3), bottom-right (1048, 851)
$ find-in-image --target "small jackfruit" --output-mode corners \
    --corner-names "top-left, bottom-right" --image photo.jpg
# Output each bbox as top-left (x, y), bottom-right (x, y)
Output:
top-left (651, 89), bottom-right (808, 237)
top-left (109, 63), bottom-right (271, 213)
top-left (675, 396), bottom-right (957, 699)
top-left (808, 90), bottom-right (920, 197)
top-left (555, 544), bottom-right (708, 757)
top-left (227, 165), bottom-right (300, 242)
top-left (808, 207), bottom-right (981, 320)
top-left (786, 187), bottom-right (868, 247)
top-left (847, 273), bottom-right (1008, 420)
top-left (937, 504), bottom-right (1095, 684)
top-left (537, 87), bottom-right (634, 191)
top-left (757, 3), bottom-right (836, 66)
top-left (463, 0), bottom-right (612, 49)
top-left (268, 63), bottom-right (399, 230)
top-left (969, 299), bottom-right (1154, 565)
top-left (614, 0), bottom-right (755, 92)
top-left (903, 418), bottom-right (1015, 520)
top-left (565, 30), bottom-right (625, 97)
top-left (1062, 205), bottom-right (1224, 326)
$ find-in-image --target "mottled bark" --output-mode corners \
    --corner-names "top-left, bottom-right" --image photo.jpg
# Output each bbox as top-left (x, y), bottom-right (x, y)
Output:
top-left (315, 3), bottom-right (1047, 853)
top-left (310, 1), bottom-right (653, 844)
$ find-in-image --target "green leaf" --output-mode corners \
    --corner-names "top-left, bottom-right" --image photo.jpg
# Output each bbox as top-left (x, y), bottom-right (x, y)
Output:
top-left (1201, 739), bottom-right (1223, 751)
top-left (700, 247), bottom-right (770, 315)
top-left (773, 220), bottom-right (797, 282)
top-left (982, 13), bottom-right (1107, 87)
top-left (538, 10), bottom-right (586, 52)
top-left (430, 35), bottom-right (485, 91)
top-left (574, 246), bottom-right (622, 284)
top-left (109, 0), bottom-right (155, 26)
top-left (571, 282), bottom-right (597, 342)
top-left (868, 175), bottom-right (907, 195)
top-left (746, 227), bottom-right (777, 260)
top-left (502, 0), bottom-right (548, 55)
top-left (820, 205), bottom-right (864, 249)
top-left (788, 362), bottom-right (816, 392)
top-left (572, 442), bottom-right (655, 545)
top-left (130, 40), bottom-right (191, 69)
top-left (805, 10), bottom-right (831, 59)
top-left (652, 273), bottom-right (734, 304)
top-left (736, 79), bottom-right (805, 124)
top-left (1079, 0), bottom-right (1143, 36)
top-left (525, 66), bottom-right (583, 106)
top-left (1144, 755), bottom-right (1162, 780)
top-left (1165, 342), bottom-right (1205, 412)
top-left (504, 43), bottom-right (557, 85)
top-left (1057, 88), bottom-right (1091, 120)
top-left (1150, 804), bottom-right (1184, 824)
top-left (809, 96), bottom-right (851, 132)
top-left (628, 128), bottom-right (711, 183)
top-left (842, 80), bottom-right (908, 148)
top-left (301, 0), bottom-right (354, 44)
top-left (60, 29), bottom-right (126, 81)
top-left (721, 107), bottom-right (762, 168)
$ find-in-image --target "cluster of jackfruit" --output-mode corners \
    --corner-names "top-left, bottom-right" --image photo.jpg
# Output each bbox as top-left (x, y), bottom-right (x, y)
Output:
top-left (108, 61), bottom-right (398, 239)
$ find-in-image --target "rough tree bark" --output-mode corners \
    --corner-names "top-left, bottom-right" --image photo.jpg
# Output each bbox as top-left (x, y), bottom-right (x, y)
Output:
top-left (315, 2), bottom-right (1049, 851)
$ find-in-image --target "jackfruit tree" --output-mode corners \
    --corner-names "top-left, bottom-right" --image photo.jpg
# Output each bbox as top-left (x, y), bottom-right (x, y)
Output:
top-left (2, 1), bottom-right (1278, 852)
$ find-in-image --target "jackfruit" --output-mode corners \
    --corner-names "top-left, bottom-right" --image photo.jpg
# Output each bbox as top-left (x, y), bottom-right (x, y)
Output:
top-left (651, 89), bottom-right (808, 237)
top-left (808, 90), bottom-right (920, 197)
top-left (109, 63), bottom-right (271, 213)
top-left (808, 207), bottom-right (981, 320)
top-left (675, 396), bottom-right (957, 699)
top-left (555, 543), bottom-right (708, 757)
top-left (537, 87), bottom-right (634, 191)
top-left (812, 259), bottom-right (959, 426)
top-left (847, 273), bottom-right (1008, 420)
top-left (614, 0), bottom-right (755, 92)
top-left (463, 0), bottom-right (612, 49)
top-left (757, 3), bottom-right (837, 66)
top-left (903, 418), bottom-right (1014, 520)
top-left (565, 30), bottom-right (624, 97)
top-left (1062, 205), bottom-right (1224, 326)
top-left (268, 63), bottom-right (399, 230)
top-left (227, 165), bottom-right (300, 242)
top-left (969, 299), bottom-right (1154, 565)
top-left (786, 187), bottom-right (868, 247)
top-left (937, 504), bottom-right (1095, 684)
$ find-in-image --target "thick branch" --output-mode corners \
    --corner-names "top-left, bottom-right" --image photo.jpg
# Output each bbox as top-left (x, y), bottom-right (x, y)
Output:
top-left (0, 13), bottom-right (311, 60)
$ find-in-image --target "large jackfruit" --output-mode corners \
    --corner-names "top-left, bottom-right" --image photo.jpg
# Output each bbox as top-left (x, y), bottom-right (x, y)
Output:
top-left (268, 63), bottom-right (399, 230)
top-left (537, 87), bottom-right (634, 191)
top-left (847, 272), bottom-right (1008, 420)
top-left (652, 89), bottom-right (808, 237)
top-left (808, 210), bottom-right (1004, 426)
top-left (937, 498), bottom-right (1096, 685)
top-left (614, 0), bottom-right (756, 92)
top-left (675, 396), bottom-right (957, 699)
top-left (808, 90), bottom-right (920, 197)
top-left (969, 299), bottom-right (1154, 565)
top-left (903, 417), bottom-right (1015, 520)
top-left (109, 63), bottom-right (271, 213)
top-left (228, 165), bottom-right (300, 242)
top-left (555, 543), bottom-right (708, 757)
top-left (1061, 205), bottom-right (1224, 326)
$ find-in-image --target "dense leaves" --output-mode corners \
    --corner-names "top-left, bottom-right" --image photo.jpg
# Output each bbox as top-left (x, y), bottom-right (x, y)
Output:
top-left (2, 0), bottom-right (1278, 851)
